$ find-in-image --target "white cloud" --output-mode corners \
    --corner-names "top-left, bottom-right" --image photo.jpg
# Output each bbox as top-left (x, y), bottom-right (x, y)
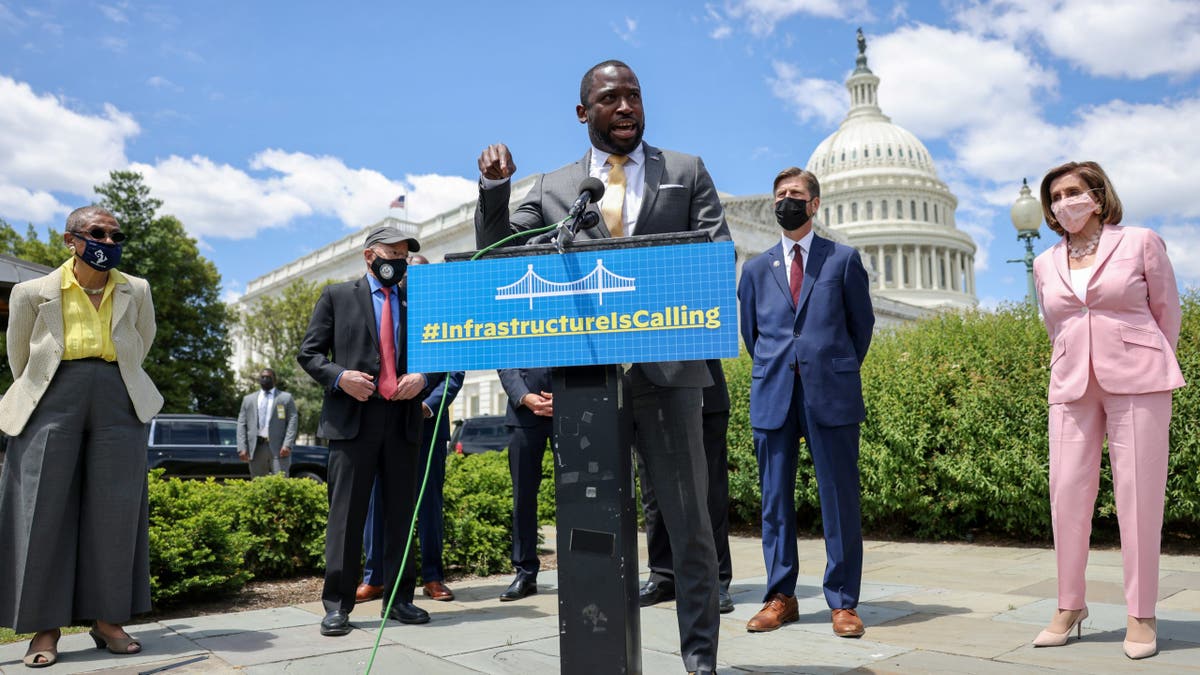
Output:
top-left (613, 16), bottom-right (637, 43)
top-left (768, 61), bottom-right (847, 127)
top-left (130, 155), bottom-right (313, 240)
top-left (725, 0), bottom-right (870, 35)
top-left (870, 24), bottom-right (1057, 139)
top-left (955, 0), bottom-right (1200, 79)
top-left (1159, 223), bottom-right (1200, 282)
top-left (0, 74), bottom-right (137, 207)
top-left (0, 74), bottom-right (479, 242)
top-left (97, 2), bottom-right (129, 23)
top-left (0, 3), bottom-right (25, 31)
top-left (101, 35), bottom-right (126, 52)
top-left (146, 75), bottom-right (180, 90)
top-left (0, 184), bottom-right (64, 224)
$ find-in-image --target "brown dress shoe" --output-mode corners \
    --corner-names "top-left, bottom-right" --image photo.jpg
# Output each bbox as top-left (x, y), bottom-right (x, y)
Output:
top-left (423, 580), bottom-right (455, 601)
top-left (746, 593), bottom-right (799, 632)
top-left (832, 608), bottom-right (865, 637)
top-left (355, 583), bottom-right (384, 602)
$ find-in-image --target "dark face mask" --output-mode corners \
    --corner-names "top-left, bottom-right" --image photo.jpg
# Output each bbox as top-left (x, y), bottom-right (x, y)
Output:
top-left (371, 255), bottom-right (407, 288)
top-left (774, 197), bottom-right (811, 231)
top-left (260, 377), bottom-right (274, 391)
top-left (76, 237), bottom-right (123, 271)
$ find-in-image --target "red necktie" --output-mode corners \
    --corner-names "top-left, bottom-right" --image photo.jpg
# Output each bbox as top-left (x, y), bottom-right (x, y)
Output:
top-left (378, 286), bottom-right (398, 399)
top-left (789, 243), bottom-right (804, 306)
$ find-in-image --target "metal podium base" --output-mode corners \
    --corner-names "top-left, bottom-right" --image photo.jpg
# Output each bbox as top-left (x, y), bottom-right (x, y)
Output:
top-left (552, 365), bottom-right (641, 675)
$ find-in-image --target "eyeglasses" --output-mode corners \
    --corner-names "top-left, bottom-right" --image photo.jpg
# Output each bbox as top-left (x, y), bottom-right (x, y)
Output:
top-left (71, 227), bottom-right (127, 243)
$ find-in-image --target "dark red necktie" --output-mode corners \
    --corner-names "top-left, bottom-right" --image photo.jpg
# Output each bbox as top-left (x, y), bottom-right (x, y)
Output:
top-left (789, 243), bottom-right (804, 306)
top-left (378, 286), bottom-right (397, 399)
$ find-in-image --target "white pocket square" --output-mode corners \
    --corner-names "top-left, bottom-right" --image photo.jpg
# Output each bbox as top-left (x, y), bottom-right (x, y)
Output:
top-left (660, 184), bottom-right (686, 189)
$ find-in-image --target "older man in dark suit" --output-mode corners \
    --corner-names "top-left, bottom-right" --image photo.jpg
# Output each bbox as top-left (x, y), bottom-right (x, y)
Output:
top-left (298, 226), bottom-right (443, 637)
top-left (474, 59), bottom-right (731, 675)
top-left (738, 167), bottom-right (874, 638)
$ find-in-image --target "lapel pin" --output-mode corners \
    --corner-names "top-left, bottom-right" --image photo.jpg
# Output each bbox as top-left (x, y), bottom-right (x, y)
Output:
top-left (773, 260), bottom-right (780, 267)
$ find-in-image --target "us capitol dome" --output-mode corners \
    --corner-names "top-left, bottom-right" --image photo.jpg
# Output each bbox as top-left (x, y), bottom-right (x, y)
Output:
top-left (807, 30), bottom-right (977, 309)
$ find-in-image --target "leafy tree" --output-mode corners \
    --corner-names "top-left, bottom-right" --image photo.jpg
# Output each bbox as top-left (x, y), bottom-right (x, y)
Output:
top-left (234, 278), bottom-right (332, 438)
top-left (0, 219), bottom-right (66, 268)
top-left (93, 171), bottom-right (237, 415)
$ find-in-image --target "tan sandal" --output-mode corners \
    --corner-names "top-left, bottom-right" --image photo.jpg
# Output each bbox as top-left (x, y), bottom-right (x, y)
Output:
top-left (89, 626), bottom-right (142, 654)
top-left (22, 628), bottom-right (60, 668)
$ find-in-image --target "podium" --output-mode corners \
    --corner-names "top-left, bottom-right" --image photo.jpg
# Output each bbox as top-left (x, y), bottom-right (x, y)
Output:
top-left (425, 233), bottom-right (736, 674)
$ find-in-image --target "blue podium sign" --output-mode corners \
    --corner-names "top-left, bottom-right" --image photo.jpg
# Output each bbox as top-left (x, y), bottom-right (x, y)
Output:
top-left (407, 241), bottom-right (737, 372)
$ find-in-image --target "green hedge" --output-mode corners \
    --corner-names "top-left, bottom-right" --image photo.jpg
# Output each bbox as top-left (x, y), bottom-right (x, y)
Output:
top-left (147, 448), bottom-right (556, 605)
top-left (726, 293), bottom-right (1200, 541)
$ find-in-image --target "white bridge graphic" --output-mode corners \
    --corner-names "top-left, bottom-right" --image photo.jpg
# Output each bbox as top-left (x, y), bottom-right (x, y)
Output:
top-left (496, 259), bottom-right (637, 308)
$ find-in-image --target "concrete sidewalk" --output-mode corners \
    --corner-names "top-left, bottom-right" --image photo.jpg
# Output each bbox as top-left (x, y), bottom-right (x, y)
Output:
top-left (3, 528), bottom-right (1198, 673)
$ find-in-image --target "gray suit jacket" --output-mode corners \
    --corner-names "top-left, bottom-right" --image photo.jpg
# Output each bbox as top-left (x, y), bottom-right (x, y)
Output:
top-left (475, 142), bottom-right (731, 388)
top-left (236, 389), bottom-right (299, 459)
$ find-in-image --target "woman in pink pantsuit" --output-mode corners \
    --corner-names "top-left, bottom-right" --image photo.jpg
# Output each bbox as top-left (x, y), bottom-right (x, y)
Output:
top-left (1031, 161), bottom-right (1184, 660)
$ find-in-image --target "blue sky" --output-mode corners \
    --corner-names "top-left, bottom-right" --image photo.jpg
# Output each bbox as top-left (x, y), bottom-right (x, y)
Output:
top-left (2, 0), bottom-right (1199, 307)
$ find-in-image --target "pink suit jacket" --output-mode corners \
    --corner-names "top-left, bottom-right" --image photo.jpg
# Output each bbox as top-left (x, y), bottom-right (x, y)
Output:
top-left (1033, 224), bottom-right (1184, 404)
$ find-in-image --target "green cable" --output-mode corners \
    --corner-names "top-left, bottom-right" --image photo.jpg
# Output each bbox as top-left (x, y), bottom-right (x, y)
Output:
top-left (363, 222), bottom-right (558, 673)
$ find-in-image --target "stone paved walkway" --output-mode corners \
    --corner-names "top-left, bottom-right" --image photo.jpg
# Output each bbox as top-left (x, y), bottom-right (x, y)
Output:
top-left (2, 529), bottom-right (1197, 673)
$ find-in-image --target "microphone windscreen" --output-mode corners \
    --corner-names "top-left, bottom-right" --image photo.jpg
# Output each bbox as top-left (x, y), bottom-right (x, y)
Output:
top-left (579, 177), bottom-right (606, 202)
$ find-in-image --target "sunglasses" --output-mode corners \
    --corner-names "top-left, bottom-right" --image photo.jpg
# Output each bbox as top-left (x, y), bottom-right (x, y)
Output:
top-left (72, 227), bottom-right (127, 243)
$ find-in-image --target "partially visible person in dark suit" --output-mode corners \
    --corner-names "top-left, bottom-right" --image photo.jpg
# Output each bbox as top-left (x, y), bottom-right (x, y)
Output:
top-left (358, 254), bottom-right (465, 604)
top-left (0, 206), bottom-right (163, 667)
top-left (236, 367), bottom-right (299, 477)
top-left (637, 359), bottom-right (734, 614)
top-left (737, 167), bottom-right (874, 638)
top-left (298, 225), bottom-right (443, 637)
top-left (496, 367), bottom-right (553, 602)
top-left (474, 59), bottom-right (732, 675)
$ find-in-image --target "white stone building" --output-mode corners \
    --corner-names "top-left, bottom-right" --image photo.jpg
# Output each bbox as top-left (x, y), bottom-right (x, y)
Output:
top-left (233, 34), bottom-right (976, 422)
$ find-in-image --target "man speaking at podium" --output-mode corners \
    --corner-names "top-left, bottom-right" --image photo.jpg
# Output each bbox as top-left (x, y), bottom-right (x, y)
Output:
top-left (474, 59), bottom-right (730, 675)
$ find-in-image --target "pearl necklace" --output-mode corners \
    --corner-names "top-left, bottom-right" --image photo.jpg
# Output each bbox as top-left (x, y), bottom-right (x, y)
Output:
top-left (1067, 229), bottom-right (1102, 260)
top-left (81, 285), bottom-right (106, 296)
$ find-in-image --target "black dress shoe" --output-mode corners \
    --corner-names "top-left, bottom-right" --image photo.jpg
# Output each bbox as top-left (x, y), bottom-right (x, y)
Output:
top-left (381, 602), bottom-right (430, 624)
top-left (499, 576), bottom-right (537, 601)
top-left (320, 610), bottom-right (351, 636)
top-left (638, 579), bottom-right (675, 607)
top-left (719, 588), bottom-right (735, 614)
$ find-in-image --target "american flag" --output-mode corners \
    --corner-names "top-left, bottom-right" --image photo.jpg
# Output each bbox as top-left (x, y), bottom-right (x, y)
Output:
top-left (389, 194), bottom-right (406, 209)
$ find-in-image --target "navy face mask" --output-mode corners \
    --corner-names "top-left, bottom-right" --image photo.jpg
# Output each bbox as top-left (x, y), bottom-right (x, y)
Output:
top-left (77, 237), bottom-right (122, 271)
top-left (775, 197), bottom-right (811, 231)
top-left (371, 255), bottom-right (406, 287)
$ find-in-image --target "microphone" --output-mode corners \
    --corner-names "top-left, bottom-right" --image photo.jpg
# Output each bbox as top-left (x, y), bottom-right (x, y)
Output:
top-left (554, 178), bottom-right (607, 253)
top-left (567, 177), bottom-right (605, 220)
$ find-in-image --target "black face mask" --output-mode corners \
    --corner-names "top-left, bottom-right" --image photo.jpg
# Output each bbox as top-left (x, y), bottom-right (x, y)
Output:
top-left (775, 197), bottom-right (811, 231)
top-left (260, 377), bottom-right (274, 391)
top-left (371, 255), bottom-right (407, 288)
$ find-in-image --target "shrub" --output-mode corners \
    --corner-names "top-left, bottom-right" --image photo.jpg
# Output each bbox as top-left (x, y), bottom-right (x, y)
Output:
top-left (221, 474), bottom-right (328, 578)
top-left (147, 472), bottom-right (254, 606)
top-left (724, 295), bottom-right (1200, 541)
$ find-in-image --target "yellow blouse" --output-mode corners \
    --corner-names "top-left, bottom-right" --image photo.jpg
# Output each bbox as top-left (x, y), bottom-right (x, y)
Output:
top-left (59, 258), bottom-right (127, 362)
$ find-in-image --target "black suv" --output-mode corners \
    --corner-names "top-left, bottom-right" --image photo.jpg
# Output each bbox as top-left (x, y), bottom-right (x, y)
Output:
top-left (148, 413), bottom-right (328, 482)
top-left (449, 415), bottom-right (510, 455)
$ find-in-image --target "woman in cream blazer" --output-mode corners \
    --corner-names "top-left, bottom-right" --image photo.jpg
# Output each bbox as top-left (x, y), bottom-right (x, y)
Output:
top-left (1031, 161), bottom-right (1183, 660)
top-left (0, 206), bottom-right (162, 668)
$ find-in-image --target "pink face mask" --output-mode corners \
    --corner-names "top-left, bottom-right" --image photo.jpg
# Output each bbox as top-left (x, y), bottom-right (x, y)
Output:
top-left (1051, 192), bottom-right (1098, 233)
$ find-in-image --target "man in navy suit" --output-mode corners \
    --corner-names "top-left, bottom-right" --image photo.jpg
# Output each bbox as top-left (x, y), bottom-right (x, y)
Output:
top-left (737, 167), bottom-right (874, 637)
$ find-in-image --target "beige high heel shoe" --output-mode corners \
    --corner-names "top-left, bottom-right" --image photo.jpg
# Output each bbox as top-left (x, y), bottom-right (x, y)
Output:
top-left (21, 628), bottom-right (61, 668)
top-left (1032, 607), bottom-right (1088, 647)
top-left (1123, 617), bottom-right (1157, 660)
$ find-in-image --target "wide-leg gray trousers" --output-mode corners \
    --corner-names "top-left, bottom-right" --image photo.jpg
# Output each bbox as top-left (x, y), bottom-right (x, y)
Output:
top-left (0, 359), bottom-right (151, 633)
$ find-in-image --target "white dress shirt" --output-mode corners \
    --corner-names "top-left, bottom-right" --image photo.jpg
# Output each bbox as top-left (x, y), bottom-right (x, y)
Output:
top-left (589, 144), bottom-right (646, 235)
top-left (781, 228), bottom-right (815, 272)
top-left (257, 388), bottom-right (276, 439)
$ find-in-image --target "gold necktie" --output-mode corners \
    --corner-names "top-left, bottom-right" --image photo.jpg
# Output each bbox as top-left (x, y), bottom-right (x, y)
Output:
top-left (601, 155), bottom-right (628, 237)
